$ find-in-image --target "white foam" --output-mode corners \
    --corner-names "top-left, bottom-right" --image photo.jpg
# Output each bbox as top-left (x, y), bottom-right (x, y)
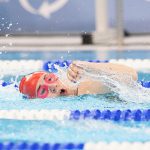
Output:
top-left (54, 64), bottom-right (79, 89)
top-left (75, 62), bottom-right (150, 103)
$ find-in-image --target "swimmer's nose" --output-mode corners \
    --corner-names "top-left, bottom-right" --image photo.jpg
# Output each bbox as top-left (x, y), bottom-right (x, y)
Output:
top-left (60, 89), bottom-right (66, 96)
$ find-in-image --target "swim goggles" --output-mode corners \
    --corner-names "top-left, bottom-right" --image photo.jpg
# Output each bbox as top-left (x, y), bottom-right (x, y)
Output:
top-left (37, 73), bottom-right (58, 99)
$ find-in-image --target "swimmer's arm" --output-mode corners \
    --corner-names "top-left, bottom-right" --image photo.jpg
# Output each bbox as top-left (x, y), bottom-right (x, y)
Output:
top-left (67, 61), bottom-right (138, 95)
top-left (87, 62), bottom-right (138, 81)
top-left (67, 61), bottom-right (138, 83)
top-left (77, 80), bottom-right (110, 95)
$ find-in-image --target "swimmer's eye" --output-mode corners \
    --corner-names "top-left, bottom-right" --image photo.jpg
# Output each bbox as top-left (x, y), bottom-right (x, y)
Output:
top-left (37, 87), bottom-right (46, 95)
top-left (40, 88), bottom-right (46, 95)
top-left (37, 85), bottom-right (49, 98)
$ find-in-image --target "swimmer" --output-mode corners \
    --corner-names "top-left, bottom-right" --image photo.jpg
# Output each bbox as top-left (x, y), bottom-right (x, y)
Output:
top-left (19, 61), bottom-right (138, 99)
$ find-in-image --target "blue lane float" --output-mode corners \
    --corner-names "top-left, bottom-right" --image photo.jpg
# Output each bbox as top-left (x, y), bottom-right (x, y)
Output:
top-left (43, 60), bottom-right (109, 72)
top-left (0, 142), bottom-right (84, 150)
top-left (140, 81), bottom-right (150, 88)
top-left (70, 109), bottom-right (150, 121)
top-left (0, 109), bottom-right (150, 122)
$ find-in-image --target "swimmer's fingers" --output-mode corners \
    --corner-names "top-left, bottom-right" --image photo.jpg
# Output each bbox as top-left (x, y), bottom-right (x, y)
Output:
top-left (70, 64), bottom-right (84, 78)
top-left (67, 61), bottom-right (85, 83)
top-left (67, 67), bottom-right (82, 83)
top-left (69, 63), bottom-right (84, 75)
top-left (67, 72), bottom-right (77, 83)
top-left (67, 67), bottom-right (77, 79)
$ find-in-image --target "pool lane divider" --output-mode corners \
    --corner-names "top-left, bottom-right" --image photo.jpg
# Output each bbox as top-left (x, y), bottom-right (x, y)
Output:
top-left (0, 142), bottom-right (150, 150)
top-left (0, 59), bottom-right (149, 75)
top-left (1, 59), bottom-right (150, 88)
top-left (0, 109), bottom-right (150, 121)
top-left (139, 81), bottom-right (150, 88)
top-left (43, 60), bottom-right (108, 72)
top-left (0, 142), bottom-right (84, 150)
top-left (43, 59), bottom-right (150, 72)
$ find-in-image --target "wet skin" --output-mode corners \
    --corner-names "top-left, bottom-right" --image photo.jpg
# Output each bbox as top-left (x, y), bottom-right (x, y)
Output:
top-left (36, 73), bottom-right (77, 98)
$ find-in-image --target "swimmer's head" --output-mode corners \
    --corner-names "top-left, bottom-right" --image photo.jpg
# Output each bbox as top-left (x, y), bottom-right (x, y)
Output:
top-left (19, 71), bottom-right (77, 99)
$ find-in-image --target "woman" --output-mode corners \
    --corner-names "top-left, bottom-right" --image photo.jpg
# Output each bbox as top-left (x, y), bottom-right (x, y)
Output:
top-left (19, 61), bottom-right (137, 99)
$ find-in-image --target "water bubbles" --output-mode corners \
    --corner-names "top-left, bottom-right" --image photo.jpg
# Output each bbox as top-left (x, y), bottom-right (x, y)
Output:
top-left (7, 24), bottom-right (12, 29)
top-left (7, 23), bottom-right (12, 29)
top-left (9, 23), bottom-right (12, 26)
top-left (5, 34), bottom-right (10, 37)
top-left (0, 20), bottom-right (13, 31)
top-left (0, 84), bottom-right (21, 101)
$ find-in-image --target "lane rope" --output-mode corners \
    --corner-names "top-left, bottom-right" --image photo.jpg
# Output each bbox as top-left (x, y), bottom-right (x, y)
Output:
top-left (0, 109), bottom-right (150, 121)
top-left (0, 141), bottom-right (150, 150)
top-left (1, 59), bottom-right (150, 88)
top-left (0, 59), bottom-right (149, 75)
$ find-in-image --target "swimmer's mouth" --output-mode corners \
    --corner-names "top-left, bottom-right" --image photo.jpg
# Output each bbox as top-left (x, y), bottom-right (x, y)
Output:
top-left (60, 89), bottom-right (67, 96)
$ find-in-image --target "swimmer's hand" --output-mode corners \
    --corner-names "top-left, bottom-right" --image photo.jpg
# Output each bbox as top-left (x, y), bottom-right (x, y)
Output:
top-left (67, 60), bottom-right (110, 83)
top-left (67, 61), bottom-right (87, 83)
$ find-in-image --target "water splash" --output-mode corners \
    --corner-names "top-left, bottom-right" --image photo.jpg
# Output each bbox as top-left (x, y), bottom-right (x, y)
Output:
top-left (54, 64), bottom-right (79, 90)
top-left (73, 62), bottom-right (150, 103)
top-left (0, 76), bottom-right (21, 101)
top-left (0, 63), bottom-right (149, 103)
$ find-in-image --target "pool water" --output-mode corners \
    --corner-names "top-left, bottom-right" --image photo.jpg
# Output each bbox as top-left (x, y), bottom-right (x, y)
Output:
top-left (0, 50), bottom-right (150, 60)
top-left (1, 119), bottom-right (150, 143)
top-left (0, 51), bottom-right (150, 144)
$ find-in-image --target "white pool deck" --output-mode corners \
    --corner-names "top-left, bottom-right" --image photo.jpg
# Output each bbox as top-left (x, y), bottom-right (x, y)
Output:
top-left (0, 35), bottom-right (150, 51)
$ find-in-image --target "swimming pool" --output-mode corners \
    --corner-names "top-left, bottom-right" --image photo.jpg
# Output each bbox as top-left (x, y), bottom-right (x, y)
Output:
top-left (0, 50), bottom-right (150, 149)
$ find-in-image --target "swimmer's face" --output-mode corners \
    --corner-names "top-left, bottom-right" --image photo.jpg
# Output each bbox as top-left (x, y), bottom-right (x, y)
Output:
top-left (36, 73), bottom-right (76, 98)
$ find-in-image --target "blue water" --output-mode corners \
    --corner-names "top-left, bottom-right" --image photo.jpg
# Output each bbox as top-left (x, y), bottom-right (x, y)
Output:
top-left (0, 72), bottom-right (149, 110)
top-left (0, 51), bottom-right (150, 143)
top-left (0, 50), bottom-right (150, 60)
top-left (1, 119), bottom-right (150, 143)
